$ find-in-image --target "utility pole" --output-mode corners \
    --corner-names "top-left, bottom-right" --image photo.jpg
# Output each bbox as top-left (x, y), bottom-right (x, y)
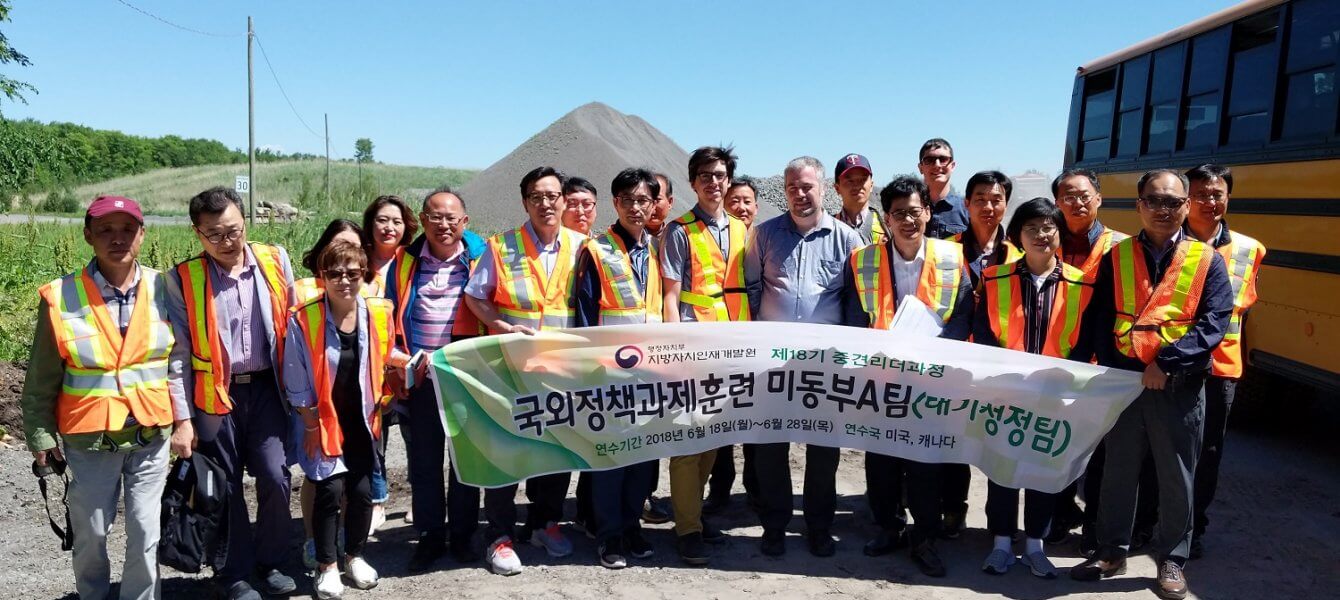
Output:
top-left (247, 16), bottom-right (255, 224)
top-left (324, 113), bottom-right (331, 206)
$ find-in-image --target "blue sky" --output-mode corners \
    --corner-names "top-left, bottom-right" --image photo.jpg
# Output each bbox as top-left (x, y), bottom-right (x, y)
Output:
top-left (5, 0), bottom-right (1236, 180)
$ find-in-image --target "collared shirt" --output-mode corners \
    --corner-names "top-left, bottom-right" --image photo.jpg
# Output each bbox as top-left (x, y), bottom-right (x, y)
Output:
top-left (464, 221), bottom-right (569, 301)
top-left (575, 222), bottom-right (652, 328)
top-left (839, 239), bottom-right (976, 341)
top-left (208, 246), bottom-right (271, 373)
top-left (834, 205), bottom-right (884, 245)
top-left (890, 239), bottom-right (926, 299)
top-left (926, 193), bottom-right (969, 240)
top-left (1062, 219), bottom-right (1108, 266)
top-left (958, 225), bottom-right (1011, 287)
top-left (21, 261), bottom-right (190, 453)
top-left (745, 212), bottom-right (862, 325)
top-left (409, 243), bottom-right (469, 353)
top-left (1138, 229), bottom-right (1185, 284)
top-left (660, 204), bottom-right (734, 322)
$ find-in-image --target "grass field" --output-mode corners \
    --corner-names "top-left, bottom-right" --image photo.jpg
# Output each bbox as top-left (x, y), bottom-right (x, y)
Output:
top-left (22, 160), bottom-right (477, 216)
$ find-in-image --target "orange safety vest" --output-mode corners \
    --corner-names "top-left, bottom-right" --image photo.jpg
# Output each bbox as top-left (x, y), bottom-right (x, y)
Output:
top-left (1063, 226), bottom-right (1129, 277)
top-left (39, 266), bottom-right (175, 435)
top-left (387, 244), bottom-right (484, 349)
top-left (487, 226), bottom-right (584, 332)
top-left (952, 229), bottom-right (1025, 265)
top-left (294, 297), bottom-right (394, 457)
top-left (850, 238), bottom-right (965, 329)
top-left (292, 276), bottom-right (378, 306)
top-left (585, 229), bottom-right (663, 325)
top-left (175, 242), bottom-right (291, 415)
top-left (1111, 237), bottom-right (1213, 364)
top-left (675, 211), bottom-right (750, 322)
top-left (982, 260), bottom-right (1094, 359)
top-left (1211, 231), bottom-right (1266, 378)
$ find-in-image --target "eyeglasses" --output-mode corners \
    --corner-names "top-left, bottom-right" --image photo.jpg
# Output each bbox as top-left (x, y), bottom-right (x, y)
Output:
top-left (919, 155), bottom-right (953, 166)
top-left (1060, 193), bottom-right (1096, 206)
top-left (1022, 224), bottom-right (1059, 237)
top-left (889, 208), bottom-right (926, 221)
top-left (616, 195), bottom-right (654, 208)
top-left (1191, 192), bottom-right (1227, 205)
top-left (1139, 195), bottom-right (1188, 211)
top-left (694, 171), bottom-right (729, 183)
top-left (524, 192), bottom-right (563, 206)
top-left (423, 212), bottom-right (465, 225)
top-left (322, 268), bottom-right (365, 282)
top-left (198, 228), bottom-right (244, 245)
top-left (565, 201), bottom-right (597, 212)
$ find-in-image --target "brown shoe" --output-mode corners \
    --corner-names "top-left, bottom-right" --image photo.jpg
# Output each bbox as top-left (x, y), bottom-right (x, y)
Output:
top-left (1069, 556), bottom-right (1127, 581)
top-left (1157, 561), bottom-right (1188, 599)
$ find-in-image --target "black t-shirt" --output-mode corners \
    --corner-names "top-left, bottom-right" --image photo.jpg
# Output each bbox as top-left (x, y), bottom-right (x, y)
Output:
top-left (333, 327), bottom-right (373, 473)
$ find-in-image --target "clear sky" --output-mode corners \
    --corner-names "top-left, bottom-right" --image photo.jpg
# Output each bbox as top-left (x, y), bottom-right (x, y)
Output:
top-left (5, 0), bottom-right (1237, 181)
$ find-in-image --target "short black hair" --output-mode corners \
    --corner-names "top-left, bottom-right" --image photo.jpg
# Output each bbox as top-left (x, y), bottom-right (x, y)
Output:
top-left (728, 177), bottom-right (758, 196)
top-left (965, 170), bottom-right (1013, 201)
top-left (1185, 164), bottom-right (1233, 193)
top-left (880, 175), bottom-right (931, 212)
top-left (688, 145), bottom-right (738, 182)
top-left (611, 168), bottom-right (660, 199)
top-left (302, 219), bottom-right (363, 276)
top-left (653, 172), bottom-right (673, 196)
top-left (1051, 168), bottom-right (1101, 197)
top-left (1006, 197), bottom-right (1065, 248)
top-left (1136, 168), bottom-right (1190, 197)
top-left (519, 166), bottom-right (566, 199)
top-left (422, 185), bottom-right (468, 213)
top-left (563, 176), bottom-right (598, 197)
top-left (919, 138), bottom-right (953, 160)
top-left (188, 186), bottom-right (244, 225)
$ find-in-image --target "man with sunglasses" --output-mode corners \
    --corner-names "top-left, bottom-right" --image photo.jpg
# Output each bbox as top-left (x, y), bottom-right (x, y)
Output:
top-left (384, 186), bottom-right (489, 573)
top-left (918, 138), bottom-right (969, 240)
top-left (167, 187), bottom-right (297, 600)
top-left (23, 195), bottom-right (193, 600)
top-left (464, 166), bottom-right (586, 575)
top-left (1072, 169), bottom-right (1233, 600)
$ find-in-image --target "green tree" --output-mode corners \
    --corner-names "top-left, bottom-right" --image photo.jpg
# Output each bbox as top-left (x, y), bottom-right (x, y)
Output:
top-left (0, 0), bottom-right (35, 112)
top-left (354, 138), bottom-right (374, 163)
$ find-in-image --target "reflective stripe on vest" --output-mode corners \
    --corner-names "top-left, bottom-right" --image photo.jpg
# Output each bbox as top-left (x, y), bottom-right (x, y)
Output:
top-left (489, 227), bottom-right (582, 331)
top-left (952, 230), bottom-right (1025, 265)
top-left (1064, 227), bottom-right (1128, 277)
top-left (39, 266), bottom-right (175, 435)
top-left (587, 230), bottom-right (663, 325)
top-left (1211, 231), bottom-right (1265, 378)
top-left (983, 261), bottom-right (1094, 359)
top-left (176, 242), bottom-right (291, 414)
top-left (295, 297), bottom-right (394, 457)
top-left (675, 211), bottom-right (750, 322)
top-left (1111, 238), bottom-right (1213, 363)
top-left (293, 276), bottom-right (378, 306)
top-left (850, 238), bottom-right (964, 329)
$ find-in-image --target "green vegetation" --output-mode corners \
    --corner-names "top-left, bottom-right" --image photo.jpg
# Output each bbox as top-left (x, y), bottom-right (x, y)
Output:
top-left (0, 0), bottom-right (35, 111)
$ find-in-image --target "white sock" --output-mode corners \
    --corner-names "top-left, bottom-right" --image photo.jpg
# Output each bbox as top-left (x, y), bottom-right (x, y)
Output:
top-left (994, 535), bottom-right (1011, 552)
top-left (1025, 537), bottom-right (1044, 555)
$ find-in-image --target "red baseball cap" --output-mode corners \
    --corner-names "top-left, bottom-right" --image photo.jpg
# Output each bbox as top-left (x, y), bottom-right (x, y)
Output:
top-left (86, 195), bottom-right (144, 224)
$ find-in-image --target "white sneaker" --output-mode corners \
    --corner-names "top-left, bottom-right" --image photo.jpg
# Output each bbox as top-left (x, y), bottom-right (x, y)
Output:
top-left (368, 504), bottom-right (387, 536)
top-left (314, 566), bottom-right (344, 600)
top-left (529, 521), bottom-right (573, 558)
top-left (303, 538), bottom-right (317, 570)
top-left (487, 536), bottom-right (524, 576)
top-left (344, 556), bottom-right (379, 589)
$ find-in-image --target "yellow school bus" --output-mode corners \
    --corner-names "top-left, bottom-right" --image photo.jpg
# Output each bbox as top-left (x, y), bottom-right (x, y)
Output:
top-left (1064, 0), bottom-right (1340, 390)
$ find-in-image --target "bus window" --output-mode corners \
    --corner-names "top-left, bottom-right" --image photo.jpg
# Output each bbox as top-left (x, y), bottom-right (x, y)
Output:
top-left (1183, 28), bottom-right (1228, 151)
top-left (1080, 69), bottom-right (1116, 162)
top-left (1279, 0), bottom-right (1339, 140)
top-left (1115, 56), bottom-right (1150, 157)
top-left (1226, 10), bottom-right (1280, 146)
top-left (1146, 44), bottom-right (1185, 154)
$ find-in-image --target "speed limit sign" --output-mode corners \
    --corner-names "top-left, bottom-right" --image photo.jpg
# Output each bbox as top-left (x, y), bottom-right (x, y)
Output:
top-left (235, 175), bottom-right (250, 194)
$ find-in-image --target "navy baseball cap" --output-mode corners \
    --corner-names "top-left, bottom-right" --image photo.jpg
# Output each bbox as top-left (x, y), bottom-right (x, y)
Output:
top-left (835, 153), bottom-right (872, 180)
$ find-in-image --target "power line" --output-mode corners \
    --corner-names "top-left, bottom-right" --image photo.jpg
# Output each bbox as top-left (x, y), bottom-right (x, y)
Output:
top-left (253, 33), bottom-right (326, 140)
top-left (113, 0), bottom-right (244, 38)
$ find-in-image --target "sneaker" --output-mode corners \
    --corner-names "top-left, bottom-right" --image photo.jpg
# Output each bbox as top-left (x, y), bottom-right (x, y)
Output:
top-left (254, 567), bottom-right (296, 595)
top-left (643, 497), bottom-right (673, 524)
top-left (982, 548), bottom-right (1015, 575)
top-left (302, 538), bottom-right (318, 570)
top-left (344, 556), bottom-right (379, 590)
top-left (625, 530), bottom-right (654, 559)
top-left (407, 532), bottom-right (447, 573)
top-left (487, 537), bottom-right (524, 576)
top-left (314, 567), bottom-right (343, 600)
top-left (677, 532), bottom-right (710, 566)
top-left (529, 521), bottom-right (574, 558)
top-left (1020, 551), bottom-right (1058, 579)
top-left (221, 581), bottom-right (261, 600)
top-left (599, 538), bottom-right (628, 569)
top-left (368, 504), bottom-right (387, 536)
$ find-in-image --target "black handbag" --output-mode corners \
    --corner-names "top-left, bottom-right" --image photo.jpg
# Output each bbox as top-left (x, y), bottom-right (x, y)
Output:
top-left (158, 453), bottom-right (228, 573)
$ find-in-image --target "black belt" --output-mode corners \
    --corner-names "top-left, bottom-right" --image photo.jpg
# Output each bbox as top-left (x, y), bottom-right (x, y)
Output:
top-left (231, 369), bottom-right (273, 385)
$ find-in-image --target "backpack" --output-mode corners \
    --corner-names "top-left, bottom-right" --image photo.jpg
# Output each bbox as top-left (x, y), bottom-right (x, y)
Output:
top-left (158, 453), bottom-right (228, 573)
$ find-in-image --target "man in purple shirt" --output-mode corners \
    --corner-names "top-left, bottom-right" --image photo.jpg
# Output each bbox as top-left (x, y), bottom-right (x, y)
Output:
top-left (166, 187), bottom-right (297, 600)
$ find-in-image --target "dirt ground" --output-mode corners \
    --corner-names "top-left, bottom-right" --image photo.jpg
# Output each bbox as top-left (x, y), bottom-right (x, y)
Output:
top-left (2, 378), bottom-right (1338, 600)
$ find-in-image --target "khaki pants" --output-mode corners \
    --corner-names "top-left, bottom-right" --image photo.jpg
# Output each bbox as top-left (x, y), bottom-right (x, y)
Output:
top-left (669, 449), bottom-right (716, 536)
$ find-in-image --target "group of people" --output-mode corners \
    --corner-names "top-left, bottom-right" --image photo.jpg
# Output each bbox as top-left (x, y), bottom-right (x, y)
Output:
top-left (20, 137), bottom-right (1263, 600)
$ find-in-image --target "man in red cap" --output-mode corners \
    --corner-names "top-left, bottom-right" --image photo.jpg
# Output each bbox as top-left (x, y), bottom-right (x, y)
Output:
top-left (22, 195), bottom-right (194, 600)
top-left (833, 153), bottom-right (886, 245)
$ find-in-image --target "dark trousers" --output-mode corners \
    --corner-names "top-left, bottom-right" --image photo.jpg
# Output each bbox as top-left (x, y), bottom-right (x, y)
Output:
top-left (483, 472), bottom-right (571, 542)
top-left (1194, 376), bottom-right (1236, 538)
top-left (592, 461), bottom-right (657, 543)
top-left (865, 452), bottom-right (907, 532)
top-left (1097, 377), bottom-right (1205, 566)
top-left (407, 385), bottom-right (479, 543)
top-left (576, 472), bottom-right (594, 526)
top-left (986, 482), bottom-right (1055, 539)
top-left (313, 467), bottom-right (374, 565)
top-left (708, 444), bottom-right (758, 501)
top-left (645, 459), bottom-right (662, 499)
top-left (867, 453), bottom-right (942, 544)
top-left (753, 443), bottom-right (839, 533)
top-left (941, 463), bottom-right (971, 518)
top-left (193, 378), bottom-right (292, 582)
